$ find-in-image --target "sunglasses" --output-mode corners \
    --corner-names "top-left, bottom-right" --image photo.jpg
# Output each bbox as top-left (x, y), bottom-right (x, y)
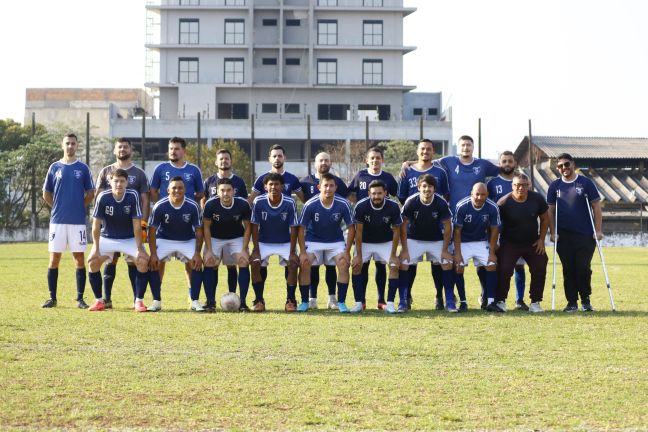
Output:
top-left (556, 161), bottom-right (572, 169)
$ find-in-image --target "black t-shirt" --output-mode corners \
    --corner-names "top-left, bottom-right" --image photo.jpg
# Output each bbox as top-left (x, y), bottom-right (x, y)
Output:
top-left (497, 191), bottom-right (548, 245)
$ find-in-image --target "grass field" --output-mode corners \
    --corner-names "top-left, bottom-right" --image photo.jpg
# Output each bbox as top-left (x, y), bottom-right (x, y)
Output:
top-left (1, 243), bottom-right (647, 431)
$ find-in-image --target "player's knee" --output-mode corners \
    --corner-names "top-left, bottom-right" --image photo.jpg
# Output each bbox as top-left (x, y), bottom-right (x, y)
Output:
top-left (399, 264), bottom-right (409, 271)
top-left (441, 263), bottom-right (453, 271)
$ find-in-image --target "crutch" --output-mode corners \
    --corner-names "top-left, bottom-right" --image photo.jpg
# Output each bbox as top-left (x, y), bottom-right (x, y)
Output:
top-left (585, 193), bottom-right (616, 311)
top-left (551, 190), bottom-right (559, 311)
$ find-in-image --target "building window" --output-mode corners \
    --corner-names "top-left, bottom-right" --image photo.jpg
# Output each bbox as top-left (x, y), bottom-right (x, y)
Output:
top-left (286, 19), bottom-right (301, 26)
top-left (224, 58), bottom-right (244, 83)
top-left (363, 0), bottom-right (382, 5)
top-left (179, 19), bottom-right (199, 44)
top-left (262, 58), bottom-right (277, 65)
top-left (225, 0), bottom-right (245, 5)
top-left (218, 103), bottom-right (249, 119)
top-left (413, 108), bottom-right (423, 116)
top-left (363, 20), bottom-right (383, 46)
top-left (428, 108), bottom-right (438, 116)
top-left (317, 59), bottom-right (337, 85)
top-left (225, 19), bottom-right (245, 45)
top-left (285, 58), bottom-right (300, 66)
top-left (317, 20), bottom-right (337, 45)
top-left (285, 104), bottom-right (300, 114)
top-left (318, 0), bottom-right (337, 5)
top-left (359, 104), bottom-right (391, 120)
top-left (318, 104), bottom-right (349, 120)
top-left (180, 0), bottom-right (200, 5)
top-left (362, 59), bottom-right (382, 85)
top-left (178, 57), bottom-right (199, 83)
top-left (261, 104), bottom-right (277, 113)
top-left (262, 18), bottom-right (277, 26)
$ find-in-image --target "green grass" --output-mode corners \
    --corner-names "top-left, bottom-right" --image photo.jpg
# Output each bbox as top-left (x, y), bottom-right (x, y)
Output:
top-left (1, 243), bottom-right (647, 430)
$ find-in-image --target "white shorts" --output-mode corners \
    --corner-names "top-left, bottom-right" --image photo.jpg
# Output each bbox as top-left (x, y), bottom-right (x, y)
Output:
top-left (357, 242), bottom-right (392, 265)
top-left (156, 239), bottom-right (196, 263)
top-left (458, 241), bottom-right (494, 267)
top-left (48, 223), bottom-right (88, 253)
top-left (97, 237), bottom-right (139, 262)
top-left (405, 239), bottom-right (451, 265)
top-left (306, 241), bottom-right (345, 266)
top-left (259, 242), bottom-right (290, 266)
top-left (209, 237), bottom-right (245, 266)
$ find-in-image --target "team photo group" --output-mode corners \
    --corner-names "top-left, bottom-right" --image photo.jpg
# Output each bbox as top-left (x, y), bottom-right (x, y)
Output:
top-left (41, 132), bottom-right (604, 314)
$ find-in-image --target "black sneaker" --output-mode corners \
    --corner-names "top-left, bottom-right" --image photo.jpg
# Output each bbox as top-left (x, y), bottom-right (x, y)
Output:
top-left (104, 300), bottom-right (113, 309)
top-left (407, 296), bottom-right (413, 310)
top-left (458, 302), bottom-right (468, 313)
top-left (435, 298), bottom-right (444, 311)
top-left (563, 303), bottom-right (578, 313)
top-left (480, 300), bottom-right (487, 310)
top-left (77, 299), bottom-right (89, 309)
top-left (41, 298), bottom-right (57, 308)
top-left (486, 302), bottom-right (504, 313)
top-left (581, 299), bottom-right (594, 312)
top-left (239, 304), bottom-right (250, 312)
top-left (515, 301), bottom-right (529, 311)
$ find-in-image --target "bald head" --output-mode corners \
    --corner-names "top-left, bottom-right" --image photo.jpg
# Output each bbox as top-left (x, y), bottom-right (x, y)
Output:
top-left (471, 182), bottom-right (488, 208)
top-left (315, 152), bottom-right (332, 175)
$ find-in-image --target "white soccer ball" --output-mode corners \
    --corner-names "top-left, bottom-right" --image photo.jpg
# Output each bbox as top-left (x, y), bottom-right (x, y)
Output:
top-left (220, 292), bottom-right (241, 312)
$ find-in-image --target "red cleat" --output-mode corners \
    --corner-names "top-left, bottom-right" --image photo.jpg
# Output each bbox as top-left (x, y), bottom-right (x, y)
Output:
top-left (377, 302), bottom-right (386, 310)
top-left (88, 300), bottom-right (105, 312)
top-left (134, 300), bottom-right (147, 312)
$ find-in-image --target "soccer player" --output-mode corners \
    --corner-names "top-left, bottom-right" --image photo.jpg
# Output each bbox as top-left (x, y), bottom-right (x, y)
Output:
top-left (203, 178), bottom-right (252, 312)
top-left (297, 173), bottom-right (354, 313)
top-left (95, 138), bottom-right (150, 308)
top-left (299, 152), bottom-right (348, 309)
top-left (41, 133), bottom-right (95, 309)
top-left (248, 144), bottom-right (304, 203)
top-left (148, 177), bottom-right (204, 312)
top-left (397, 139), bottom-right (450, 310)
top-left (202, 148), bottom-right (249, 303)
top-left (547, 153), bottom-right (603, 312)
top-left (400, 175), bottom-right (456, 312)
top-left (351, 180), bottom-right (404, 313)
top-left (453, 183), bottom-right (501, 312)
top-left (248, 173), bottom-right (300, 312)
top-left (87, 169), bottom-right (150, 311)
top-left (486, 151), bottom-right (528, 310)
top-left (495, 173), bottom-right (549, 313)
top-left (347, 146), bottom-right (398, 310)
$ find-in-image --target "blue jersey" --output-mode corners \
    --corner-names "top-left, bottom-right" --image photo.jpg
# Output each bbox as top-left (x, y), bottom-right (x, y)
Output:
top-left (453, 197), bottom-right (500, 242)
top-left (401, 193), bottom-right (451, 242)
top-left (547, 174), bottom-right (601, 237)
top-left (300, 174), bottom-right (349, 201)
top-left (397, 164), bottom-right (449, 203)
top-left (203, 173), bottom-right (248, 200)
top-left (486, 175), bottom-right (513, 202)
top-left (252, 171), bottom-right (302, 197)
top-left (251, 195), bottom-right (299, 244)
top-left (203, 196), bottom-right (251, 240)
top-left (149, 197), bottom-right (202, 241)
top-left (93, 190), bottom-right (142, 239)
top-left (300, 196), bottom-right (353, 243)
top-left (347, 169), bottom-right (398, 201)
top-left (43, 160), bottom-right (94, 225)
top-left (353, 198), bottom-right (402, 244)
top-left (150, 162), bottom-right (204, 200)
top-left (438, 156), bottom-right (499, 211)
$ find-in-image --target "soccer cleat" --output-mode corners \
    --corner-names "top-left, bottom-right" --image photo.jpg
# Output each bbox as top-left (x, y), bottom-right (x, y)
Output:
top-left (362, 302), bottom-right (366, 310)
top-left (77, 299), bottom-right (89, 309)
top-left (458, 302), bottom-right (468, 313)
top-left (407, 295), bottom-right (414, 310)
top-left (337, 302), bottom-right (350, 313)
top-left (496, 301), bottom-right (508, 312)
top-left (252, 300), bottom-right (266, 312)
top-left (447, 305), bottom-right (458, 313)
top-left (397, 303), bottom-right (408, 313)
top-left (191, 300), bottom-right (205, 312)
top-left (515, 301), bottom-right (529, 311)
top-left (204, 302), bottom-right (216, 313)
top-left (88, 300), bottom-right (105, 312)
top-left (435, 298), bottom-right (445, 311)
top-left (486, 302), bottom-right (505, 313)
top-left (134, 300), bottom-right (147, 312)
top-left (581, 299), bottom-right (594, 312)
top-left (327, 296), bottom-right (339, 310)
top-left (308, 298), bottom-right (318, 309)
top-left (239, 304), bottom-right (250, 312)
top-left (147, 300), bottom-right (162, 312)
top-left (350, 302), bottom-right (364, 313)
top-left (563, 303), bottom-right (578, 313)
top-left (284, 299), bottom-right (297, 312)
top-left (41, 298), bottom-right (57, 308)
top-left (529, 302), bottom-right (544, 313)
top-left (377, 302), bottom-right (386, 310)
top-left (104, 300), bottom-right (113, 309)
top-left (297, 302), bottom-right (309, 312)
top-left (385, 302), bottom-right (396, 314)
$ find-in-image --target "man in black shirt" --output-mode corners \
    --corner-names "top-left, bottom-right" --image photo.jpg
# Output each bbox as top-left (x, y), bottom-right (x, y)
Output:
top-left (495, 172), bottom-right (551, 313)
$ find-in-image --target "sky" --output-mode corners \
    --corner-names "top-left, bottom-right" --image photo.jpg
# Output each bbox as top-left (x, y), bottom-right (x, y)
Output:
top-left (1, 0), bottom-right (647, 157)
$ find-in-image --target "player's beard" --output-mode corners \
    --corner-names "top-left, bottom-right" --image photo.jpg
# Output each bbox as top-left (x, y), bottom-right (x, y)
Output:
top-left (272, 162), bottom-right (284, 170)
top-left (117, 154), bottom-right (131, 161)
top-left (501, 166), bottom-right (514, 175)
top-left (371, 198), bottom-right (384, 207)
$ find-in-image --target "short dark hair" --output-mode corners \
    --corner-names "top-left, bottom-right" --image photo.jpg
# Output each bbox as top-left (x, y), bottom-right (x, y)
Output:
top-left (500, 150), bottom-right (514, 158)
top-left (263, 172), bottom-right (284, 185)
top-left (556, 153), bottom-right (574, 162)
top-left (417, 174), bottom-right (437, 189)
top-left (217, 178), bottom-right (233, 188)
top-left (269, 144), bottom-right (285, 156)
top-left (217, 149), bottom-right (232, 158)
top-left (419, 139), bottom-right (434, 145)
top-left (368, 179), bottom-right (386, 191)
top-left (64, 133), bottom-right (78, 140)
top-left (169, 137), bottom-right (187, 148)
top-left (111, 168), bottom-right (129, 180)
top-left (169, 175), bottom-right (184, 183)
top-left (320, 172), bottom-right (336, 184)
top-left (458, 135), bottom-right (474, 144)
top-left (512, 172), bottom-right (530, 182)
top-left (115, 138), bottom-right (131, 147)
top-left (366, 146), bottom-right (384, 158)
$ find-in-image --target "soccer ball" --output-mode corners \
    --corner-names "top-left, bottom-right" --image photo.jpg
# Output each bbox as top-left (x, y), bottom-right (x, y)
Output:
top-left (220, 292), bottom-right (241, 312)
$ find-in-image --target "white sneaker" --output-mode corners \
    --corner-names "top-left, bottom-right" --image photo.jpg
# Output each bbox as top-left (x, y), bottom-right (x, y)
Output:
top-left (350, 302), bottom-right (363, 313)
top-left (385, 301), bottom-right (396, 314)
top-left (496, 301), bottom-right (508, 312)
top-left (191, 300), bottom-right (205, 312)
top-left (147, 300), bottom-right (162, 312)
top-left (327, 295), bottom-right (338, 310)
top-left (308, 298), bottom-right (318, 309)
top-left (529, 302), bottom-right (544, 313)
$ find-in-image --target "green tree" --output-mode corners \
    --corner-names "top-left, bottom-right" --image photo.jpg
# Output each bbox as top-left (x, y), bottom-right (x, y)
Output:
top-left (0, 118), bottom-right (46, 152)
top-left (185, 139), bottom-right (254, 186)
top-left (377, 139), bottom-right (441, 177)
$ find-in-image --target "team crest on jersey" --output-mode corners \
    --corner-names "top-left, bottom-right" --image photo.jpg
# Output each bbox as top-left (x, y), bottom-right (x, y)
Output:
top-left (482, 215), bottom-right (489, 222)
top-left (128, 175), bottom-right (136, 185)
top-left (473, 166), bottom-right (481, 175)
top-left (184, 173), bottom-right (193, 182)
top-left (382, 216), bottom-right (390, 224)
top-left (124, 205), bottom-right (131, 215)
top-left (431, 211), bottom-right (438, 219)
top-left (182, 213), bottom-right (191, 222)
top-left (364, 215), bottom-right (371, 222)
top-left (332, 213), bottom-right (341, 222)
top-left (74, 170), bottom-right (83, 179)
top-left (233, 215), bottom-right (240, 221)
top-left (575, 185), bottom-right (584, 195)
top-left (281, 212), bottom-right (288, 221)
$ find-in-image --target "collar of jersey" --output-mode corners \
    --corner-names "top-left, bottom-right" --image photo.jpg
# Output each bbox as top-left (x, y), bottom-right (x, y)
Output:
top-left (561, 174), bottom-right (579, 184)
top-left (366, 169), bottom-right (383, 176)
top-left (266, 194), bottom-right (284, 209)
top-left (370, 199), bottom-right (386, 210)
top-left (169, 197), bottom-right (186, 209)
top-left (168, 161), bottom-right (188, 169)
top-left (419, 194), bottom-right (434, 206)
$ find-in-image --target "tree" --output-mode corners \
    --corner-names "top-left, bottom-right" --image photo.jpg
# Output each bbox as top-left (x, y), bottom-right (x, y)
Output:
top-left (0, 118), bottom-right (46, 152)
top-left (321, 140), bottom-right (368, 183)
top-left (377, 139), bottom-right (441, 177)
top-left (185, 139), bottom-right (254, 186)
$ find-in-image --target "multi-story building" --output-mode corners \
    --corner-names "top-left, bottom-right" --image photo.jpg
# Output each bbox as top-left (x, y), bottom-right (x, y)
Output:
top-left (111, 0), bottom-right (452, 177)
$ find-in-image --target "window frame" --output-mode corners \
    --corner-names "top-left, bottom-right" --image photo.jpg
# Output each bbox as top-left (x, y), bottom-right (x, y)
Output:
top-left (363, 20), bottom-right (383, 46)
top-left (362, 59), bottom-right (383, 85)
top-left (179, 19), bottom-right (199, 45)
top-left (224, 18), bottom-right (245, 45)
top-left (317, 59), bottom-right (337, 85)
top-left (178, 57), bottom-right (199, 83)
top-left (224, 57), bottom-right (245, 84)
top-left (317, 20), bottom-right (337, 45)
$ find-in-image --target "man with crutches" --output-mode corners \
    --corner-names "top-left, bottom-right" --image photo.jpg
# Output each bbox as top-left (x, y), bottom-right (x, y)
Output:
top-left (547, 153), bottom-right (605, 312)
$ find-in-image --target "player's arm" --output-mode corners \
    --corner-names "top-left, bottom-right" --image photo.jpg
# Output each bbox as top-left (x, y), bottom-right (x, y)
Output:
top-left (240, 220), bottom-right (252, 262)
top-left (453, 226), bottom-right (463, 266)
top-left (150, 188), bottom-right (159, 203)
top-left (89, 217), bottom-right (102, 261)
top-left (389, 225), bottom-right (401, 268)
top-left (43, 191), bottom-right (53, 208)
top-left (202, 217), bottom-right (216, 267)
top-left (398, 219), bottom-right (410, 264)
top-left (194, 191), bottom-right (205, 202)
top-left (535, 210), bottom-right (549, 255)
top-left (249, 223), bottom-right (260, 262)
top-left (297, 225), bottom-right (309, 265)
top-left (294, 189), bottom-right (305, 204)
top-left (84, 189), bottom-right (95, 208)
top-left (351, 223), bottom-right (364, 273)
top-left (441, 218), bottom-right (453, 262)
top-left (488, 225), bottom-right (498, 264)
top-left (140, 192), bottom-right (150, 222)
top-left (192, 227), bottom-right (204, 270)
top-left (148, 224), bottom-right (159, 270)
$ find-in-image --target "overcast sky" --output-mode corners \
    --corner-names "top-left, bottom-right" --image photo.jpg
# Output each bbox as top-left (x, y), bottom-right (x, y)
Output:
top-left (1, 0), bottom-right (647, 157)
